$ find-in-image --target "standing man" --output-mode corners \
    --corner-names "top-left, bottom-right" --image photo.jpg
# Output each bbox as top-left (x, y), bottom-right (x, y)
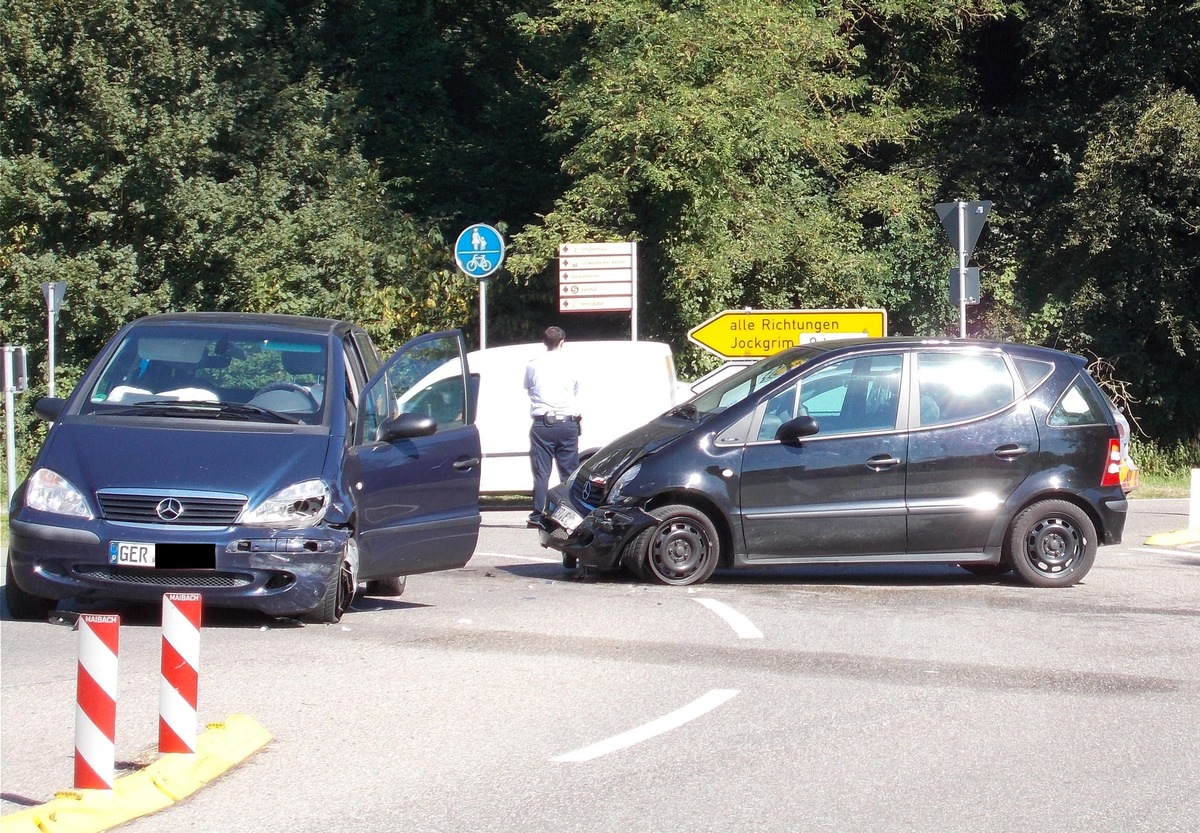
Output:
top-left (524, 326), bottom-right (582, 526)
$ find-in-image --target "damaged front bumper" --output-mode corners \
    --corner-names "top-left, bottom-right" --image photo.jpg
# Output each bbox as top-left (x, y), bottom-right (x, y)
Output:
top-left (537, 498), bottom-right (658, 571)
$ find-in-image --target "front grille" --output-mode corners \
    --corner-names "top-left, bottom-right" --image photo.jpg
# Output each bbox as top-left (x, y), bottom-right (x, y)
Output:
top-left (75, 565), bottom-right (252, 588)
top-left (97, 491), bottom-right (245, 525)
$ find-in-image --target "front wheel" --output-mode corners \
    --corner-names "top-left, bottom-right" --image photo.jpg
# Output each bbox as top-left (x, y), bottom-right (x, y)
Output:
top-left (303, 540), bottom-right (358, 623)
top-left (364, 576), bottom-right (406, 597)
top-left (628, 504), bottom-right (720, 587)
top-left (1007, 499), bottom-right (1097, 587)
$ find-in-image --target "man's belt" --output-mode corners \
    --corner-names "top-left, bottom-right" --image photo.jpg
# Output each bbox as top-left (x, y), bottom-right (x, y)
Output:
top-left (535, 413), bottom-right (581, 425)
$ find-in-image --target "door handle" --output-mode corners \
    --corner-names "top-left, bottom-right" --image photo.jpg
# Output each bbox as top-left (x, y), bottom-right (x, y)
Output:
top-left (993, 444), bottom-right (1029, 461)
top-left (865, 455), bottom-right (901, 471)
top-left (453, 457), bottom-right (481, 470)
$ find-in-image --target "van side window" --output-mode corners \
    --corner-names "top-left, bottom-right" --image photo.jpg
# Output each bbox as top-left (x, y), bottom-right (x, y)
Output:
top-left (1048, 376), bottom-right (1107, 426)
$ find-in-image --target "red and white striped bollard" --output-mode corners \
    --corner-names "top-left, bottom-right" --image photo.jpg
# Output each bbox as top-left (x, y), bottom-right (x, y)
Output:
top-left (159, 592), bottom-right (202, 754)
top-left (75, 613), bottom-right (120, 790)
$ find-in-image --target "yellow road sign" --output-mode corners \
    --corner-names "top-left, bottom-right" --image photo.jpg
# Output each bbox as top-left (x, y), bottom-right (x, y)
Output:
top-left (687, 309), bottom-right (888, 359)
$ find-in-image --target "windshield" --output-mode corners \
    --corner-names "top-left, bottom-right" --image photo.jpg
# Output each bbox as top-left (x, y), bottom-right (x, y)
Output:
top-left (81, 324), bottom-right (330, 424)
top-left (687, 347), bottom-right (821, 419)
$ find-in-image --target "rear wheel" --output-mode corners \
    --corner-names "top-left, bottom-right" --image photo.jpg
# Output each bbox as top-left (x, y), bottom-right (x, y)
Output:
top-left (303, 541), bottom-right (358, 623)
top-left (629, 504), bottom-right (720, 587)
top-left (5, 559), bottom-right (56, 621)
top-left (1007, 499), bottom-right (1097, 587)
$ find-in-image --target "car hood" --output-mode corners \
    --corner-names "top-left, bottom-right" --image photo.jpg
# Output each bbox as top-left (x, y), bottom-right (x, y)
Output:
top-left (39, 419), bottom-right (333, 505)
top-left (581, 415), bottom-right (696, 481)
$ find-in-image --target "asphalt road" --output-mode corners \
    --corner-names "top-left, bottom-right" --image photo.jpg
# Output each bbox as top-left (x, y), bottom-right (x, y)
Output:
top-left (2, 499), bottom-right (1198, 832)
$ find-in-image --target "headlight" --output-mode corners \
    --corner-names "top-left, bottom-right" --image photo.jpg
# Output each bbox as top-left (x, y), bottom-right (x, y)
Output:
top-left (238, 479), bottom-right (330, 528)
top-left (607, 463), bottom-right (643, 503)
top-left (25, 469), bottom-right (94, 519)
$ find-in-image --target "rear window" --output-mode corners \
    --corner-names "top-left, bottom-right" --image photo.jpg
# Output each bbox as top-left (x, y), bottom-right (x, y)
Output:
top-left (1048, 376), bottom-right (1108, 426)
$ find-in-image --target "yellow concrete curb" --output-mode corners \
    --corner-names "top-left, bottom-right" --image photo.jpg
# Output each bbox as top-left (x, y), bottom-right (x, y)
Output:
top-left (1145, 528), bottom-right (1200, 547)
top-left (1, 715), bottom-right (271, 833)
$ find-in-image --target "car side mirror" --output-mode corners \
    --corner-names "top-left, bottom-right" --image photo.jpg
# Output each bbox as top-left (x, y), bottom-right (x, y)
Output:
top-left (376, 412), bottom-right (437, 442)
top-left (776, 415), bottom-right (819, 444)
top-left (34, 397), bottom-right (66, 423)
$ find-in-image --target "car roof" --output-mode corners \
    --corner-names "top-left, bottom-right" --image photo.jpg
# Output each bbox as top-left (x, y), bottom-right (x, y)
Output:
top-left (778, 336), bottom-right (1086, 366)
top-left (129, 312), bottom-right (357, 337)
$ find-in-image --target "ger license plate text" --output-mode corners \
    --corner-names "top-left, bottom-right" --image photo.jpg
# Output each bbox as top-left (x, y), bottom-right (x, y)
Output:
top-left (550, 503), bottom-right (583, 533)
top-left (109, 541), bottom-right (156, 567)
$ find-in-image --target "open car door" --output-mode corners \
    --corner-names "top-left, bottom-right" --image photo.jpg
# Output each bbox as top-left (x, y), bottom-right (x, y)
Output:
top-left (347, 330), bottom-right (481, 580)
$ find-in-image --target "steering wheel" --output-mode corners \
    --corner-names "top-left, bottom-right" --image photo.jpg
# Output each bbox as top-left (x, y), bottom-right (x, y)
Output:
top-left (252, 381), bottom-right (320, 410)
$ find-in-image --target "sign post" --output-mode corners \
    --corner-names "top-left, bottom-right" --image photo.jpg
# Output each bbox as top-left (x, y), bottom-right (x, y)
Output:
top-left (688, 309), bottom-right (887, 360)
top-left (935, 201), bottom-right (991, 338)
top-left (41, 281), bottom-right (66, 397)
top-left (454, 224), bottom-right (505, 349)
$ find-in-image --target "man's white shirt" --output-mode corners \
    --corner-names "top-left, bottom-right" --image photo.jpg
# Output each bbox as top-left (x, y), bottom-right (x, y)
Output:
top-left (524, 349), bottom-right (581, 417)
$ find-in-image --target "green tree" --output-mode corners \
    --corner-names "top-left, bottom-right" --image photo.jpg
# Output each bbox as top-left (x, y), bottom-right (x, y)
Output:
top-left (1, 0), bottom-right (475, 479)
top-left (957, 0), bottom-right (1200, 445)
top-left (507, 0), bottom-right (1011, 372)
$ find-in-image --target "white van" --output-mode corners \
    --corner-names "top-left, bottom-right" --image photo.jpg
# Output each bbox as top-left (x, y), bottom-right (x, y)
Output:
top-left (463, 341), bottom-right (679, 494)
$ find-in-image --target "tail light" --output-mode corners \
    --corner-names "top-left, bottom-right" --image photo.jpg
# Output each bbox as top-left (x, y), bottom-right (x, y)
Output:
top-left (1100, 437), bottom-right (1122, 487)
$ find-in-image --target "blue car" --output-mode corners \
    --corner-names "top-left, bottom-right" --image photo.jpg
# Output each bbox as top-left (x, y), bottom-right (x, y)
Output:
top-left (5, 313), bottom-right (481, 622)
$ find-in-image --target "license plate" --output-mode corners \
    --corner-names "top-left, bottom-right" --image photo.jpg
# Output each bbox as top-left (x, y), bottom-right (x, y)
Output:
top-left (550, 503), bottom-right (583, 533)
top-left (109, 541), bottom-right (156, 567)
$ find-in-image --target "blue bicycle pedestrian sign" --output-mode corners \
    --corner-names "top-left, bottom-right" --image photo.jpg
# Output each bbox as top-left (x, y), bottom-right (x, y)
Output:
top-left (454, 223), bottom-right (505, 280)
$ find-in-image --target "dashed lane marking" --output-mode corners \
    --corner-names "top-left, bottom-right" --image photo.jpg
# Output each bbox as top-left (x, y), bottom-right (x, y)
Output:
top-left (694, 597), bottom-right (764, 639)
top-left (552, 689), bottom-right (740, 763)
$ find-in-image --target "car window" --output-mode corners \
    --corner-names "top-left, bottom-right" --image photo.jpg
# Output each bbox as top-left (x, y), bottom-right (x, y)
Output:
top-left (1014, 357), bottom-right (1054, 392)
top-left (1049, 376), bottom-right (1108, 426)
top-left (359, 333), bottom-right (468, 442)
top-left (756, 353), bottom-right (901, 440)
top-left (690, 348), bottom-right (819, 418)
top-left (916, 351), bottom-right (1014, 426)
top-left (83, 325), bottom-right (329, 423)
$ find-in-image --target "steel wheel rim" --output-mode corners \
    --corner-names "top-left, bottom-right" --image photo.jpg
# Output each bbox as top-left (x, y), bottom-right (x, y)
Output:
top-left (648, 518), bottom-right (711, 583)
top-left (1023, 515), bottom-right (1083, 576)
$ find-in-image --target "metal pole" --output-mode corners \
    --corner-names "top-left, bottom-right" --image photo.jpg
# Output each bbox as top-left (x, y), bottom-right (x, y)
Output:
top-left (479, 280), bottom-right (488, 350)
top-left (47, 301), bottom-right (57, 398)
top-left (957, 200), bottom-right (968, 339)
top-left (1190, 469), bottom-right (1200, 530)
top-left (4, 346), bottom-right (17, 503)
top-left (630, 242), bottom-right (639, 342)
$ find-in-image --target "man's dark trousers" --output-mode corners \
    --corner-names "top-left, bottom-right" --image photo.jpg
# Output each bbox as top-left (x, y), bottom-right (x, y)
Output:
top-left (530, 417), bottom-right (581, 516)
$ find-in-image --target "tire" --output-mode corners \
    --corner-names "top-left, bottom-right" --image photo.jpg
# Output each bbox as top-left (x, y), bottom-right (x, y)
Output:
top-left (628, 504), bottom-right (720, 587)
top-left (5, 559), bottom-right (56, 621)
top-left (1007, 499), bottom-right (1097, 587)
top-left (302, 544), bottom-right (357, 623)
top-left (364, 576), bottom-right (406, 597)
top-left (562, 554), bottom-right (578, 570)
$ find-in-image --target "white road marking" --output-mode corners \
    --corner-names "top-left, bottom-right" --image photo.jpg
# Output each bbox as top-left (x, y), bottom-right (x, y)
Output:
top-left (552, 689), bottom-right (740, 763)
top-left (694, 597), bottom-right (764, 639)
top-left (474, 551), bottom-right (562, 565)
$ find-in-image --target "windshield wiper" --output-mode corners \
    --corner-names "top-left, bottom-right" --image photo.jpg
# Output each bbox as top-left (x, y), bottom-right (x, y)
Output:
top-left (666, 403), bottom-right (698, 420)
top-left (105, 400), bottom-right (300, 424)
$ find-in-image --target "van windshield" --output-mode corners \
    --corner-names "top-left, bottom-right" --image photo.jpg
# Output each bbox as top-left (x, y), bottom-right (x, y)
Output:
top-left (81, 325), bottom-right (329, 425)
top-left (687, 347), bottom-right (821, 419)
